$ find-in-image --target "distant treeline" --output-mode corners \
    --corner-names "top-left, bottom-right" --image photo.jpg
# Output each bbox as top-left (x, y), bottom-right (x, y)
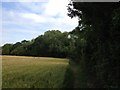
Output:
top-left (2, 30), bottom-right (76, 58)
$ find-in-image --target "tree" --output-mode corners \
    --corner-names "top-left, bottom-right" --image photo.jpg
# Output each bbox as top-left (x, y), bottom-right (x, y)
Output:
top-left (2, 44), bottom-right (13, 55)
top-left (67, 1), bottom-right (120, 88)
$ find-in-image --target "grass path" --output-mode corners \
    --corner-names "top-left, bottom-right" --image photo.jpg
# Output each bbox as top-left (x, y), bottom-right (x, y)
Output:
top-left (69, 61), bottom-right (87, 88)
top-left (71, 65), bottom-right (80, 88)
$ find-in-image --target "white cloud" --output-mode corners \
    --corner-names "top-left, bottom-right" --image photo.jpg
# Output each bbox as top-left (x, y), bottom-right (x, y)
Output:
top-left (43, 0), bottom-right (69, 17)
top-left (20, 13), bottom-right (46, 23)
top-left (2, 0), bottom-right (78, 30)
top-left (19, 0), bottom-right (78, 26)
top-left (16, 2), bottom-right (46, 14)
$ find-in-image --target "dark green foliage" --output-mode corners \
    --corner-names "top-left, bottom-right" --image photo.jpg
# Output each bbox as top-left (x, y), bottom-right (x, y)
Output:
top-left (28, 30), bottom-right (71, 58)
top-left (2, 30), bottom-right (72, 58)
top-left (2, 44), bottom-right (13, 55)
top-left (62, 65), bottom-right (74, 88)
top-left (67, 1), bottom-right (120, 88)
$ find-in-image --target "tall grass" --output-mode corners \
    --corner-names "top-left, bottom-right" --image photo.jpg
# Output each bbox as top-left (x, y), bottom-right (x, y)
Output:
top-left (2, 56), bottom-right (69, 88)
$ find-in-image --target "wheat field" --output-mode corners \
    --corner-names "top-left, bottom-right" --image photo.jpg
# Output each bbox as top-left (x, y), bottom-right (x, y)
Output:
top-left (2, 55), bottom-right (69, 88)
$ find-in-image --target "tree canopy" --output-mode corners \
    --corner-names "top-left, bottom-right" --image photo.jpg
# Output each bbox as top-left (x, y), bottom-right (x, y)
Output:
top-left (2, 30), bottom-right (73, 58)
top-left (67, 1), bottom-right (120, 88)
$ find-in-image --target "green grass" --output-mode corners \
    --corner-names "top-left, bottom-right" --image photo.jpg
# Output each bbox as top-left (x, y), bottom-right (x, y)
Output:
top-left (2, 56), bottom-right (69, 88)
top-left (64, 60), bottom-right (87, 88)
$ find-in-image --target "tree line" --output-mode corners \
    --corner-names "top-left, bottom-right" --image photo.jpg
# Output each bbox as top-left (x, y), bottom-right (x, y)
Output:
top-left (2, 30), bottom-right (76, 58)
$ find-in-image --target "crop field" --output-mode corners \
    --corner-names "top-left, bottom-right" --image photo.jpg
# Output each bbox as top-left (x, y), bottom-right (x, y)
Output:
top-left (2, 56), bottom-right (69, 88)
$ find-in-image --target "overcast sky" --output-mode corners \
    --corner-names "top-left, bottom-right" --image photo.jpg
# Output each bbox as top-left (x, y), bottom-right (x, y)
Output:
top-left (1, 0), bottom-right (78, 46)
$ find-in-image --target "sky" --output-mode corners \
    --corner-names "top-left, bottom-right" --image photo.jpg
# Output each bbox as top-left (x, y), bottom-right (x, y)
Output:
top-left (1, 0), bottom-right (78, 46)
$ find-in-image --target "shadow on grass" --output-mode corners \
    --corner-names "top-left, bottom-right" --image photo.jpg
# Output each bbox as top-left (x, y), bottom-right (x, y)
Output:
top-left (62, 62), bottom-right (74, 88)
top-left (62, 60), bottom-right (88, 88)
